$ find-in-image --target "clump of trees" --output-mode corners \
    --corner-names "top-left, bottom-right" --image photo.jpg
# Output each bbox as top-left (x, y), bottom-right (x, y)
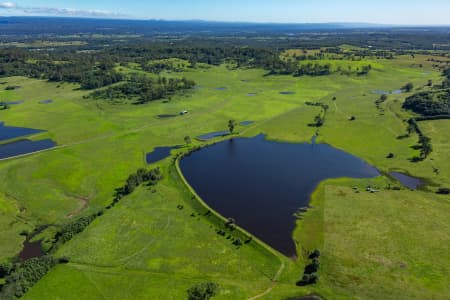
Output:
top-left (89, 75), bottom-right (195, 104)
top-left (268, 61), bottom-right (332, 77)
top-left (0, 256), bottom-right (56, 299)
top-left (0, 102), bottom-right (10, 110)
top-left (116, 167), bottom-right (163, 197)
top-left (187, 282), bottom-right (219, 300)
top-left (403, 90), bottom-right (450, 116)
top-left (0, 48), bottom-right (123, 90)
top-left (142, 59), bottom-right (189, 74)
top-left (297, 249), bottom-right (321, 286)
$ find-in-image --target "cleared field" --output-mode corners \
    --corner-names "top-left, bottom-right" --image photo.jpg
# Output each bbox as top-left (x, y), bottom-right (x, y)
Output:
top-left (279, 179), bottom-right (450, 300)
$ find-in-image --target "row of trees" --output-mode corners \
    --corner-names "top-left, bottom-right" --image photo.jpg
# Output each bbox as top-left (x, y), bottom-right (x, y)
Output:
top-left (267, 60), bottom-right (372, 77)
top-left (441, 68), bottom-right (450, 88)
top-left (297, 249), bottom-right (321, 286)
top-left (407, 119), bottom-right (433, 161)
top-left (89, 75), bottom-right (196, 104)
top-left (53, 215), bottom-right (97, 246)
top-left (306, 102), bottom-right (329, 127)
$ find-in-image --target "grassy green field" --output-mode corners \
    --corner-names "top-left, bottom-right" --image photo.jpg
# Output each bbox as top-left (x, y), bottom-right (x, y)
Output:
top-left (1, 53), bottom-right (449, 299)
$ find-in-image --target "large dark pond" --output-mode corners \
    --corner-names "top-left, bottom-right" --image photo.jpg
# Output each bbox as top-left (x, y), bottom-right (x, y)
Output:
top-left (0, 139), bottom-right (56, 159)
top-left (0, 122), bottom-right (44, 141)
top-left (180, 135), bottom-right (379, 256)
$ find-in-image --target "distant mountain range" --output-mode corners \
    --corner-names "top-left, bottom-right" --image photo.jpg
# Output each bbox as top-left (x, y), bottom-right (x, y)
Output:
top-left (0, 16), bottom-right (448, 36)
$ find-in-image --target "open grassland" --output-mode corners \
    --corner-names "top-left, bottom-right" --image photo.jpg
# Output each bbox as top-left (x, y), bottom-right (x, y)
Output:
top-left (271, 179), bottom-right (450, 300)
top-left (420, 119), bottom-right (450, 188)
top-left (24, 165), bottom-right (282, 299)
top-left (1, 54), bottom-right (449, 299)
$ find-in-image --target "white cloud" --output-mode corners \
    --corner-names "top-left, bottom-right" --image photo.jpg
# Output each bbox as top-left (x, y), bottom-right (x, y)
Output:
top-left (0, 1), bottom-right (17, 9)
top-left (22, 7), bottom-right (126, 18)
top-left (0, 1), bottom-right (126, 18)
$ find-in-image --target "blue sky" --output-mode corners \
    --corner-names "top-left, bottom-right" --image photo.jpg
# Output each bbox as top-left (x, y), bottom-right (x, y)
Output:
top-left (0, 0), bottom-right (449, 25)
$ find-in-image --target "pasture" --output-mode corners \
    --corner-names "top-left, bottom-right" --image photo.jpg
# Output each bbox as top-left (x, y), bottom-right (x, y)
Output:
top-left (0, 53), bottom-right (448, 299)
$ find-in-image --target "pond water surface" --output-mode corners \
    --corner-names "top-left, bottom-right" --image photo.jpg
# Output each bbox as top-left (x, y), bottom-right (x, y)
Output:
top-left (180, 135), bottom-right (379, 256)
top-left (240, 121), bottom-right (254, 126)
top-left (196, 131), bottom-right (230, 141)
top-left (0, 139), bottom-right (56, 159)
top-left (157, 114), bottom-right (177, 119)
top-left (39, 99), bottom-right (53, 104)
top-left (19, 236), bottom-right (44, 262)
top-left (2, 100), bottom-right (24, 105)
top-left (146, 146), bottom-right (181, 164)
top-left (373, 89), bottom-right (404, 95)
top-left (390, 172), bottom-right (422, 190)
top-left (0, 122), bottom-right (45, 141)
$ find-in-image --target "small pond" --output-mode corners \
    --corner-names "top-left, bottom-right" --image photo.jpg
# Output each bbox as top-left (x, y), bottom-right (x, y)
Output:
top-left (215, 87), bottom-right (227, 91)
top-left (146, 146), bottom-right (181, 164)
top-left (18, 226), bottom-right (48, 262)
top-left (196, 131), bottom-right (230, 141)
top-left (19, 236), bottom-right (44, 262)
top-left (246, 93), bottom-right (257, 96)
top-left (0, 139), bottom-right (56, 160)
top-left (240, 121), bottom-right (254, 126)
top-left (390, 172), bottom-right (422, 190)
top-left (373, 89), bottom-right (404, 95)
top-left (157, 114), bottom-right (178, 119)
top-left (0, 122), bottom-right (45, 142)
top-left (2, 100), bottom-right (24, 105)
top-left (39, 99), bottom-right (53, 104)
top-left (180, 135), bottom-right (379, 256)
top-left (280, 91), bottom-right (296, 95)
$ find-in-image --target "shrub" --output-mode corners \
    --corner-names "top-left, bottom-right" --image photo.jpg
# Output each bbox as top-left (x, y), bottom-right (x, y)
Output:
top-left (305, 258), bottom-right (320, 274)
top-left (233, 239), bottom-right (243, 246)
top-left (436, 188), bottom-right (450, 195)
top-left (187, 282), bottom-right (219, 300)
top-left (309, 249), bottom-right (321, 259)
top-left (296, 273), bottom-right (319, 286)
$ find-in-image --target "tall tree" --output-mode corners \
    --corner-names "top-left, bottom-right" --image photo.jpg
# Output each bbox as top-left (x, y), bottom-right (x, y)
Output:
top-left (228, 120), bottom-right (236, 134)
